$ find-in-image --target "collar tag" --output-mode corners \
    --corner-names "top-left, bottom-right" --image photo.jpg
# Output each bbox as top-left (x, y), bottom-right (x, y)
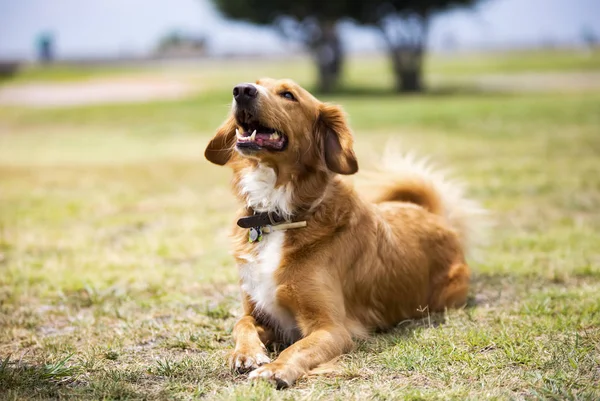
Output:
top-left (248, 227), bottom-right (262, 243)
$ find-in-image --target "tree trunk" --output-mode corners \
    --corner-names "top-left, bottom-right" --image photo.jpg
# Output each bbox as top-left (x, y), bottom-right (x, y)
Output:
top-left (390, 46), bottom-right (424, 93)
top-left (312, 21), bottom-right (343, 93)
top-left (378, 13), bottom-right (428, 93)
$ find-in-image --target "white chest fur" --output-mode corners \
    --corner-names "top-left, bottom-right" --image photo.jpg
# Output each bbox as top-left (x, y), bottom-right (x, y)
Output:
top-left (237, 164), bottom-right (298, 339)
top-left (239, 232), bottom-right (296, 335)
top-left (238, 163), bottom-right (293, 219)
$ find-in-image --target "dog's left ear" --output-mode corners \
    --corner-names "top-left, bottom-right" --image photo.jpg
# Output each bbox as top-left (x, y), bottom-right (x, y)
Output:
top-left (318, 103), bottom-right (358, 175)
top-left (204, 115), bottom-right (237, 166)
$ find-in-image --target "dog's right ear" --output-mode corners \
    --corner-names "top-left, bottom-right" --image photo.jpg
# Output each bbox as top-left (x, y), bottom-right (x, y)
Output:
top-left (204, 115), bottom-right (237, 166)
top-left (318, 103), bottom-right (358, 175)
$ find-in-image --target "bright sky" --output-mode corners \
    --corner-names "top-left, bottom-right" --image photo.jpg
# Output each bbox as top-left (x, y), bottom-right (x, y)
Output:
top-left (1, 0), bottom-right (599, 59)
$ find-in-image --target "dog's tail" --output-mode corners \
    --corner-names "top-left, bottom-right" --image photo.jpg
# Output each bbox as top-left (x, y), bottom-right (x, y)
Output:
top-left (360, 147), bottom-right (488, 256)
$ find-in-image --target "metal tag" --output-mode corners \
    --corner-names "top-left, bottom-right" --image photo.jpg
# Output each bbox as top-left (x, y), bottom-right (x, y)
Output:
top-left (248, 227), bottom-right (262, 243)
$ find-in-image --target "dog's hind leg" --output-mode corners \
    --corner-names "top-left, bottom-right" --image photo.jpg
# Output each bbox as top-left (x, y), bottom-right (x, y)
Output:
top-left (429, 262), bottom-right (471, 311)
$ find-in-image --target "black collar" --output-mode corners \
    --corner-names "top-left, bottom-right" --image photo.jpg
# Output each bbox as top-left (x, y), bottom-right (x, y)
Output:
top-left (237, 211), bottom-right (286, 229)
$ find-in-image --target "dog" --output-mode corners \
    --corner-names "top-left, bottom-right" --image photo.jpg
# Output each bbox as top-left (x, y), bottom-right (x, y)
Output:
top-left (204, 78), bottom-right (484, 388)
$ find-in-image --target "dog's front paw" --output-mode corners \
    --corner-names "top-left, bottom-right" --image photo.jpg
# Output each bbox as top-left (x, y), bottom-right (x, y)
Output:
top-left (230, 349), bottom-right (271, 373)
top-left (248, 362), bottom-right (302, 389)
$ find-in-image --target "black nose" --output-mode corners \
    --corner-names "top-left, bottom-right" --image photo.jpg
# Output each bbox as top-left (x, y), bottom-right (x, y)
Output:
top-left (233, 84), bottom-right (258, 106)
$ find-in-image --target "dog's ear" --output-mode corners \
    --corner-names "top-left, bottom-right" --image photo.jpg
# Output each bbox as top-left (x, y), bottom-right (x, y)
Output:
top-left (205, 115), bottom-right (237, 166)
top-left (318, 103), bottom-right (358, 175)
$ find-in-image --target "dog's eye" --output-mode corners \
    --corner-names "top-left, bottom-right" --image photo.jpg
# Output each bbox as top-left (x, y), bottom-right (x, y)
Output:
top-left (280, 91), bottom-right (296, 101)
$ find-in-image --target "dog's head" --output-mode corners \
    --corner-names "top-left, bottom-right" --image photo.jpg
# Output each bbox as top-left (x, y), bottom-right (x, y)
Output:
top-left (204, 78), bottom-right (358, 176)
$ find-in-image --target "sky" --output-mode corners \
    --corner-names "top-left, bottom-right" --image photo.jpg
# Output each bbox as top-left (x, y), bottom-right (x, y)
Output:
top-left (1, 0), bottom-right (599, 60)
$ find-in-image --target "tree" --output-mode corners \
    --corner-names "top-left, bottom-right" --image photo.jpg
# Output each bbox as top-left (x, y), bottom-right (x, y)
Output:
top-left (211, 0), bottom-right (350, 93)
top-left (211, 0), bottom-right (482, 93)
top-left (362, 0), bottom-right (482, 92)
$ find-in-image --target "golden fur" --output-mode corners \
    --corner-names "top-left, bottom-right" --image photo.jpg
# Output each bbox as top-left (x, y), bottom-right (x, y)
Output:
top-left (204, 78), bottom-right (484, 388)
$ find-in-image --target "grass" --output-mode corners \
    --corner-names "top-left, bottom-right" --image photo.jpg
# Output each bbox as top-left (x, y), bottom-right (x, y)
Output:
top-left (1, 50), bottom-right (599, 400)
top-left (3, 48), bottom-right (599, 91)
top-left (428, 48), bottom-right (600, 75)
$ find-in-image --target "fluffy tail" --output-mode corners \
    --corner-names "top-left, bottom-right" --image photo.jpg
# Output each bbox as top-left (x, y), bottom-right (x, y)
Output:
top-left (359, 147), bottom-right (488, 257)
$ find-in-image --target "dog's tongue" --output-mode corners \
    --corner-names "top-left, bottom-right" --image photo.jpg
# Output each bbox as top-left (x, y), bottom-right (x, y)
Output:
top-left (255, 133), bottom-right (272, 146)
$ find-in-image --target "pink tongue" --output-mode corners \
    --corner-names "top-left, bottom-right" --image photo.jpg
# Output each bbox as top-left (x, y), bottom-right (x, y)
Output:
top-left (255, 133), bottom-right (273, 146)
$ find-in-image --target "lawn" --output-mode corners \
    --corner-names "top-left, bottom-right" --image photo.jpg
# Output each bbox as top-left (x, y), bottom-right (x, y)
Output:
top-left (1, 50), bottom-right (599, 400)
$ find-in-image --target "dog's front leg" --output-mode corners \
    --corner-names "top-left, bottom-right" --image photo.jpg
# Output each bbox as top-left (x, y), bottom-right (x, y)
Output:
top-left (230, 297), bottom-right (274, 373)
top-left (249, 323), bottom-right (352, 388)
top-left (248, 281), bottom-right (353, 389)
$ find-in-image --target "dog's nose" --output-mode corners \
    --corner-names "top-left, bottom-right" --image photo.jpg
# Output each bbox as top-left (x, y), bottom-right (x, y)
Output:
top-left (233, 84), bottom-right (258, 106)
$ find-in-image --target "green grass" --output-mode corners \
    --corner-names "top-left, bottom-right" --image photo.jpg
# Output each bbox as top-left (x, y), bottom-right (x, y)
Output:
top-left (428, 48), bottom-right (600, 75)
top-left (1, 51), bottom-right (599, 400)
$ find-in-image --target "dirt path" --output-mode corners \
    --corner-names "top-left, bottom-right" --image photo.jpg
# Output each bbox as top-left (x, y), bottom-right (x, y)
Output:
top-left (0, 76), bottom-right (200, 107)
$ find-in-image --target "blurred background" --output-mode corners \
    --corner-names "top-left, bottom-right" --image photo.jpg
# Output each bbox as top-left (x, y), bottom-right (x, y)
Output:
top-left (1, 1), bottom-right (600, 399)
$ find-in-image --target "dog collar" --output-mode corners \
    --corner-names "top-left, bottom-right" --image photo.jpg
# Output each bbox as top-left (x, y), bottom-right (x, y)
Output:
top-left (237, 211), bottom-right (284, 228)
top-left (237, 211), bottom-right (307, 243)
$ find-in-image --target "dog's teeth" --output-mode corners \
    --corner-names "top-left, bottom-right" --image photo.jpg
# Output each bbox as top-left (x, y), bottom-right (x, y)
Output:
top-left (271, 132), bottom-right (280, 140)
top-left (236, 128), bottom-right (242, 139)
top-left (250, 130), bottom-right (257, 141)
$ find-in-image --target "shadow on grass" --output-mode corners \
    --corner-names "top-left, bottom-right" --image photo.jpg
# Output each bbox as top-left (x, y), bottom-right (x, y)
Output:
top-left (467, 267), bottom-right (600, 310)
top-left (465, 271), bottom-right (559, 310)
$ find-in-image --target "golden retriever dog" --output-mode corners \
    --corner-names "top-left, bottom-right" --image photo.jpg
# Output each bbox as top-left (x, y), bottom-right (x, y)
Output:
top-left (204, 78), bottom-right (484, 388)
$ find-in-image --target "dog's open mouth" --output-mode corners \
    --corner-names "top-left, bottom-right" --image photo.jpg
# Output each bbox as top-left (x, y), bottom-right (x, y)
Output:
top-left (235, 120), bottom-right (287, 152)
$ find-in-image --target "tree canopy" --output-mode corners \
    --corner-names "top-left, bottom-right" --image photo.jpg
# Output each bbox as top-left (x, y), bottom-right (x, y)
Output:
top-left (213, 0), bottom-right (480, 25)
top-left (211, 0), bottom-right (483, 92)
